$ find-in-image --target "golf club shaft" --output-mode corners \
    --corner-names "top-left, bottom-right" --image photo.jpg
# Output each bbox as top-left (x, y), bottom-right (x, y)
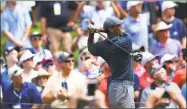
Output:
top-left (95, 29), bottom-right (133, 56)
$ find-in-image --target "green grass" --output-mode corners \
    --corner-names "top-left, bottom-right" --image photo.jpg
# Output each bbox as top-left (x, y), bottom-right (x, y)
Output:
top-left (0, 22), bottom-right (79, 67)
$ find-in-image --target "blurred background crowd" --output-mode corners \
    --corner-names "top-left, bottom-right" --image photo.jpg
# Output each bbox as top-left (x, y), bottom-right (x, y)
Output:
top-left (0, 0), bottom-right (186, 108)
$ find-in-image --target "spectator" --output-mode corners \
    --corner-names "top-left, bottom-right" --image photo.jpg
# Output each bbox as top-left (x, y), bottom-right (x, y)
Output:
top-left (0, 57), bottom-right (5, 73)
top-left (41, 58), bottom-right (57, 76)
top-left (19, 50), bottom-right (39, 82)
top-left (140, 64), bottom-right (179, 108)
top-left (172, 49), bottom-right (187, 88)
top-left (74, 54), bottom-right (100, 79)
top-left (139, 51), bottom-right (159, 89)
top-left (40, 1), bottom-right (78, 54)
top-left (98, 62), bottom-right (111, 107)
top-left (1, 0), bottom-right (32, 48)
top-left (160, 54), bottom-right (178, 81)
top-left (29, 31), bottom-right (52, 59)
top-left (0, 46), bottom-right (19, 96)
top-left (123, 1), bottom-right (149, 50)
top-left (33, 71), bottom-right (51, 93)
top-left (68, 87), bottom-right (107, 108)
top-left (79, 1), bottom-right (120, 27)
top-left (41, 52), bottom-right (87, 108)
top-left (181, 83), bottom-right (186, 101)
top-left (0, 85), bottom-right (2, 103)
top-left (71, 19), bottom-right (102, 53)
top-left (145, 85), bottom-right (186, 108)
top-left (151, 21), bottom-right (182, 57)
top-left (133, 73), bottom-right (141, 103)
top-left (2, 66), bottom-right (42, 108)
top-left (161, 1), bottom-right (186, 48)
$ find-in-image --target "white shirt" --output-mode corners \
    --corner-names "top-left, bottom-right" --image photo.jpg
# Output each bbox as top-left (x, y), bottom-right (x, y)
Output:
top-left (22, 69), bottom-right (39, 82)
top-left (42, 70), bottom-right (87, 107)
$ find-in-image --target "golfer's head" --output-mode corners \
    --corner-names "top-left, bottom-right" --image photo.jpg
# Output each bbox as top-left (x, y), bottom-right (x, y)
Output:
top-left (103, 17), bottom-right (124, 36)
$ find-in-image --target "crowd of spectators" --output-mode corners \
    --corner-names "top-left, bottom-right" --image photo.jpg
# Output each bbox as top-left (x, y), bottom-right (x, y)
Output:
top-left (0, 1), bottom-right (186, 108)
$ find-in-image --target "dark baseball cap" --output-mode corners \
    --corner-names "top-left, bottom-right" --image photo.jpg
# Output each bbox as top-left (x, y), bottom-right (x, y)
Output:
top-left (103, 17), bottom-right (124, 31)
top-left (57, 52), bottom-right (74, 63)
top-left (4, 46), bottom-right (20, 56)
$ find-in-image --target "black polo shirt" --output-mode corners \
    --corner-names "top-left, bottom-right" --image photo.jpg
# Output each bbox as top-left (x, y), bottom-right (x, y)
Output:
top-left (40, 1), bottom-right (77, 28)
top-left (88, 33), bottom-right (134, 81)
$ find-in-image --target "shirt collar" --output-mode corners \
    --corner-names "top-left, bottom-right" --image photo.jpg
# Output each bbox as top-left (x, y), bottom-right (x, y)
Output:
top-left (156, 38), bottom-right (171, 47)
top-left (127, 15), bottom-right (140, 23)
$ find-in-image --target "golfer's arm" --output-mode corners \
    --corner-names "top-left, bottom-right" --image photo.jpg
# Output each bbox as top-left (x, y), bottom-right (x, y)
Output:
top-left (88, 32), bottom-right (95, 47)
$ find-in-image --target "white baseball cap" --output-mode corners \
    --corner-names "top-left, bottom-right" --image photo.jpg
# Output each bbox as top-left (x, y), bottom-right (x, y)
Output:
top-left (154, 21), bottom-right (172, 32)
top-left (160, 54), bottom-right (178, 65)
top-left (19, 50), bottom-right (35, 64)
top-left (8, 65), bottom-right (24, 79)
top-left (162, 1), bottom-right (178, 12)
top-left (127, 1), bottom-right (143, 10)
top-left (141, 51), bottom-right (159, 66)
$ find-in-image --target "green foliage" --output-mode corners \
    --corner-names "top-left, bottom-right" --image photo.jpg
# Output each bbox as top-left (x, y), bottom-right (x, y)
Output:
top-left (0, 22), bottom-right (79, 67)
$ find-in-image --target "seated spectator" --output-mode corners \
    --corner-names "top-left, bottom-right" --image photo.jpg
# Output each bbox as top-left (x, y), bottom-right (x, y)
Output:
top-left (68, 87), bottom-right (107, 108)
top-left (181, 83), bottom-right (186, 101)
top-left (74, 54), bottom-right (100, 79)
top-left (145, 85), bottom-right (186, 108)
top-left (41, 58), bottom-right (57, 76)
top-left (19, 50), bottom-right (39, 82)
top-left (139, 51), bottom-right (159, 89)
top-left (161, 1), bottom-right (186, 48)
top-left (41, 52), bottom-right (87, 108)
top-left (0, 46), bottom-right (19, 96)
top-left (29, 31), bottom-right (52, 59)
top-left (2, 66), bottom-right (41, 108)
top-left (33, 71), bottom-right (51, 93)
top-left (140, 64), bottom-right (179, 108)
top-left (98, 61), bottom-right (111, 107)
top-left (151, 21), bottom-right (182, 57)
top-left (172, 49), bottom-right (187, 88)
top-left (160, 54), bottom-right (178, 81)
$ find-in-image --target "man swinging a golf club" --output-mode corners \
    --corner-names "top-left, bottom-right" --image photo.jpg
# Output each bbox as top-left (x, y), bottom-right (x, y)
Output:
top-left (87, 17), bottom-right (136, 108)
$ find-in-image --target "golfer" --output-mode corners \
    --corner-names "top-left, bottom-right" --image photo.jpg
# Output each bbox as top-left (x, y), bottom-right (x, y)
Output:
top-left (87, 17), bottom-right (135, 108)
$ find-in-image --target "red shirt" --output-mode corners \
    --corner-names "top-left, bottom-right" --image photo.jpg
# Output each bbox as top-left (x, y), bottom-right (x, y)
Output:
top-left (98, 77), bottom-right (110, 107)
top-left (139, 72), bottom-right (154, 89)
top-left (172, 68), bottom-right (186, 88)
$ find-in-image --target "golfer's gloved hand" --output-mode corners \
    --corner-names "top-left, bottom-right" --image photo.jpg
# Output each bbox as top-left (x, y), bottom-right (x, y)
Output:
top-left (133, 53), bottom-right (143, 62)
top-left (88, 24), bottom-right (97, 34)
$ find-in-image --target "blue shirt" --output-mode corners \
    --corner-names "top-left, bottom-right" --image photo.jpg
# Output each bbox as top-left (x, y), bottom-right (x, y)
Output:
top-left (123, 15), bottom-right (149, 50)
top-left (1, 7), bottom-right (32, 48)
top-left (2, 82), bottom-right (42, 109)
top-left (28, 47), bottom-right (53, 59)
top-left (182, 83), bottom-right (186, 101)
top-left (88, 33), bottom-right (134, 81)
top-left (0, 68), bottom-right (12, 96)
top-left (150, 38), bottom-right (182, 58)
top-left (167, 18), bottom-right (186, 42)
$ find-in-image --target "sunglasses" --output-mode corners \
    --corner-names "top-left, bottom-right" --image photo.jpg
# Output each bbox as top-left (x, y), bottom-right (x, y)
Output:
top-left (43, 62), bottom-right (54, 69)
top-left (32, 37), bottom-right (42, 41)
top-left (165, 60), bottom-right (176, 64)
top-left (64, 60), bottom-right (74, 63)
top-left (23, 57), bottom-right (33, 62)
